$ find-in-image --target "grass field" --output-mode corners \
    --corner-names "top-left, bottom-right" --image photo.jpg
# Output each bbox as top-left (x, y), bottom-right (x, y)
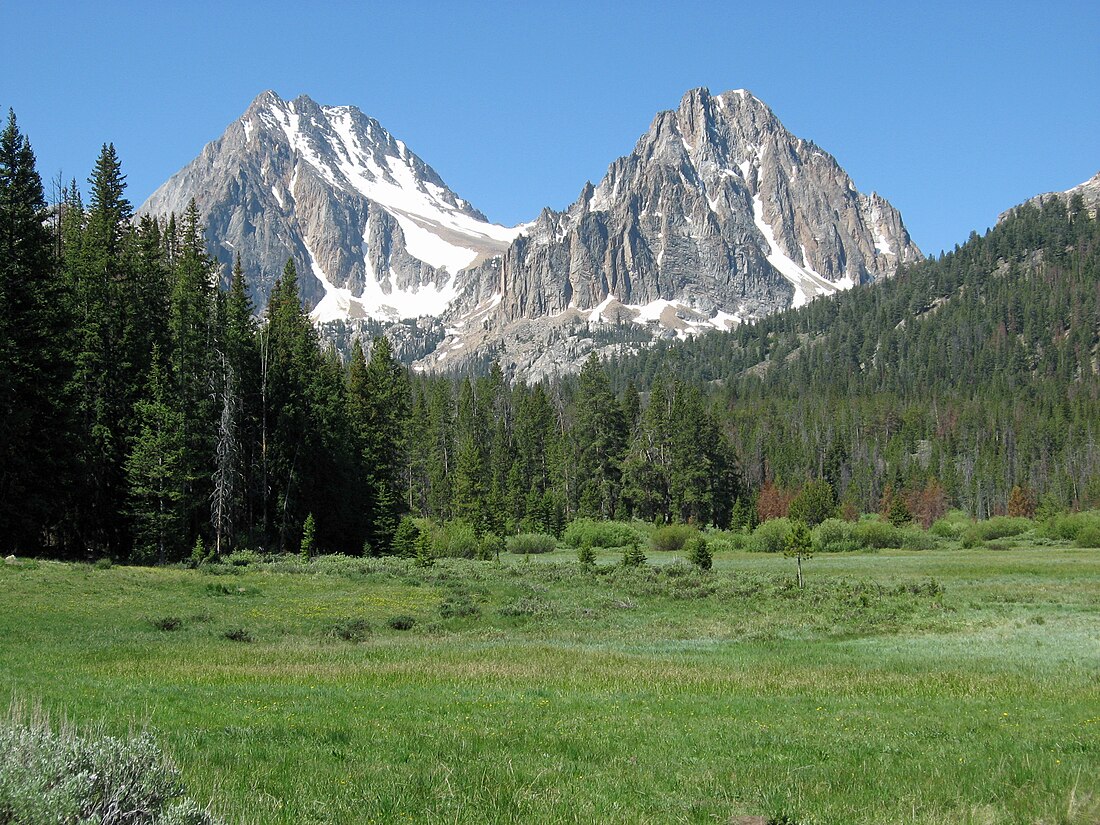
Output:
top-left (2, 546), bottom-right (1098, 824)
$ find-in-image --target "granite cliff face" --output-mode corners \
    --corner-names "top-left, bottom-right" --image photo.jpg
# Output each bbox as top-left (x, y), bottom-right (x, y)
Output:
top-left (425, 87), bottom-right (921, 375)
top-left (139, 91), bottom-right (521, 321)
top-left (141, 88), bottom-right (921, 377)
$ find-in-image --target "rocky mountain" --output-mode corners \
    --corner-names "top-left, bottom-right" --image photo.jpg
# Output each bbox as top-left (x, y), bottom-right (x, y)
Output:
top-left (425, 87), bottom-right (921, 376)
top-left (1000, 171), bottom-right (1100, 222)
top-left (139, 90), bottom-right (522, 320)
top-left (141, 87), bottom-right (921, 378)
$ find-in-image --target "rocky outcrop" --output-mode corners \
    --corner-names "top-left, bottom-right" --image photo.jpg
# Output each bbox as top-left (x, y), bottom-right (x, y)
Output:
top-left (139, 91), bottom-right (520, 319)
top-left (422, 87), bottom-right (920, 373)
top-left (999, 171), bottom-right (1100, 221)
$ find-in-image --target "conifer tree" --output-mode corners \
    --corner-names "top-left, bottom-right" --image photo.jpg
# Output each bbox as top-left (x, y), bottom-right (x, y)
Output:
top-left (0, 110), bottom-right (72, 552)
top-left (65, 143), bottom-right (136, 554)
top-left (125, 346), bottom-right (184, 564)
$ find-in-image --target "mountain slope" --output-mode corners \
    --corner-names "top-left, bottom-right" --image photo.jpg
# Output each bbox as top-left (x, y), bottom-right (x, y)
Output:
top-left (425, 87), bottom-right (920, 375)
top-left (139, 91), bottom-right (522, 319)
top-left (141, 88), bottom-right (920, 378)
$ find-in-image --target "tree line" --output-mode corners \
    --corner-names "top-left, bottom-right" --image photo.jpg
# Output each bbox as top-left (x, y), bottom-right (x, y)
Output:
top-left (3, 111), bottom-right (1097, 560)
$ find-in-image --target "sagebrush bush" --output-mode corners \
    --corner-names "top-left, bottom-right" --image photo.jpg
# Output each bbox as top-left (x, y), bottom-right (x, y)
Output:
top-left (751, 518), bottom-right (792, 553)
top-left (562, 518), bottom-right (639, 549)
top-left (0, 705), bottom-right (218, 824)
top-left (650, 523), bottom-right (697, 552)
top-left (506, 533), bottom-right (557, 554)
top-left (329, 618), bottom-right (371, 642)
top-left (386, 615), bottom-right (415, 630)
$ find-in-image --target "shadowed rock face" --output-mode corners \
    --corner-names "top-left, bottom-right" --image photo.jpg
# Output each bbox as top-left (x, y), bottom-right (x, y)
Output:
top-left (141, 87), bottom-right (920, 378)
top-left (139, 90), bottom-right (518, 319)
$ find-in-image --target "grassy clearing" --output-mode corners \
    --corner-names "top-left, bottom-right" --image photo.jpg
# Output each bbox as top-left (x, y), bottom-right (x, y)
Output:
top-left (1, 547), bottom-right (1098, 824)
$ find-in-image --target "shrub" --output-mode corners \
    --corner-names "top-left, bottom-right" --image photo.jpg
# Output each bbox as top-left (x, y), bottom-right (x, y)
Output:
top-left (222, 628), bottom-right (252, 642)
top-left (479, 532), bottom-right (505, 561)
top-left (506, 533), bottom-right (558, 555)
top-left (387, 615), bottom-right (416, 631)
top-left (684, 535), bottom-right (712, 570)
top-left (961, 516), bottom-right (1035, 547)
top-left (562, 518), bottom-right (639, 549)
top-left (432, 520), bottom-right (480, 558)
top-left (1041, 510), bottom-right (1100, 543)
top-left (224, 549), bottom-right (260, 567)
top-left (750, 517), bottom-right (792, 553)
top-left (1075, 524), bottom-right (1100, 548)
top-left (930, 510), bottom-right (971, 539)
top-left (576, 544), bottom-right (596, 568)
top-left (812, 518), bottom-right (861, 553)
top-left (853, 515), bottom-right (903, 549)
top-left (439, 593), bottom-right (480, 618)
top-left (391, 516), bottom-right (420, 557)
top-left (152, 616), bottom-right (183, 632)
top-left (900, 528), bottom-right (938, 551)
top-left (704, 529), bottom-right (747, 553)
top-left (0, 705), bottom-right (218, 824)
top-left (329, 618), bottom-right (371, 642)
top-left (621, 541), bottom-right (647, 567)
top-left (650, 523), bottom-right (697, 552)
top-left (94, 557), bottom-right (113, 570)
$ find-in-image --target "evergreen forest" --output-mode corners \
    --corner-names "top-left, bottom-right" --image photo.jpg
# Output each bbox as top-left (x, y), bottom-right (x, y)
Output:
top-left (2, 110), bottom-right (1099, 562)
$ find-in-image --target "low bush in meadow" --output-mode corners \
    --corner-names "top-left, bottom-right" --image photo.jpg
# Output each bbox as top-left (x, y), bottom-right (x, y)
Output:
top-left (562, 518), bottom-right (640, 549)
top-left (0, 704), bottom-right (218, 824)
top-left (751, 517), bottom-right (792, 553)
top-left (961, 515), bottom-right (1034, 547)
top-left (853, 515), bottom-right (904, 549)
top-left (929, 510), bottom-right (972, 539)
top-left (506, 533), bottom-right (558, 555)
top-left (650, 523), bottom-right (697, 552)
top-left (1041, 509), bottom-right (1100, 545)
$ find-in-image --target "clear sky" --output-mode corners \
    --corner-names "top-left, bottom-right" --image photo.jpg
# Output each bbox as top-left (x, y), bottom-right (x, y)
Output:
top-left (3, 0), bottom-right (1097, 256)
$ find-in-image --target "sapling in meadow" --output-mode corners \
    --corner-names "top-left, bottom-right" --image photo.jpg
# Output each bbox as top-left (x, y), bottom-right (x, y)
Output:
top-left (300, 513), bottom-right (316, 561)
top-left (684, 535), bottom-right (712, 570)
top-left (784, 520), bottom-right (813, 588)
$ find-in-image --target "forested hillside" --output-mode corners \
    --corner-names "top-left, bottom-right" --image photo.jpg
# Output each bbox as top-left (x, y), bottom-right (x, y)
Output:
top-left (2, 110), bottom-right (1097, 561)
top-left (607, 194), bottom-right (1100, 518)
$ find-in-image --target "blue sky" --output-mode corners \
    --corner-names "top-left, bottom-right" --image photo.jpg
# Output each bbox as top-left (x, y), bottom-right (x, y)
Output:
top-left (2, 0), bottom-right (1097, 255)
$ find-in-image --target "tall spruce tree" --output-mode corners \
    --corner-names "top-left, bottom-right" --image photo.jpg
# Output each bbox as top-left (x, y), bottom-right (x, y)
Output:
top-left (0, 110), bottom-right (72, 552)
top-left (170, 200), bottom-right (217, 546)
top-left (65, 143), bottom-right (135, 555)
top-left (125, 346), bottom-right (184, 564)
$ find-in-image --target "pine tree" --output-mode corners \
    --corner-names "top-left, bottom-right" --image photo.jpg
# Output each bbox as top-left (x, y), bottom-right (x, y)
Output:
top-left (350, 336), bottom-right (410, 553)
top-left (125, 347), bottom-right (184, 565)
top-left (0, 110), bottom-right (73, 552)
top-left (784, 520), bottom-right (813, 588)
top-left (170, 200), bottom-right (217, 545)
top-left (261, 259), bottom-right (316, 550)
top-left (66, 143), bottom-right (136, 555)
top-left (572, 353), bottom-right (627, 518)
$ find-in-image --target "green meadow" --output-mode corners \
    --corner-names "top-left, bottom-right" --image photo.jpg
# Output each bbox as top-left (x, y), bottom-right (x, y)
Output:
top-left (3, 547), bottom-right (1098, 824)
